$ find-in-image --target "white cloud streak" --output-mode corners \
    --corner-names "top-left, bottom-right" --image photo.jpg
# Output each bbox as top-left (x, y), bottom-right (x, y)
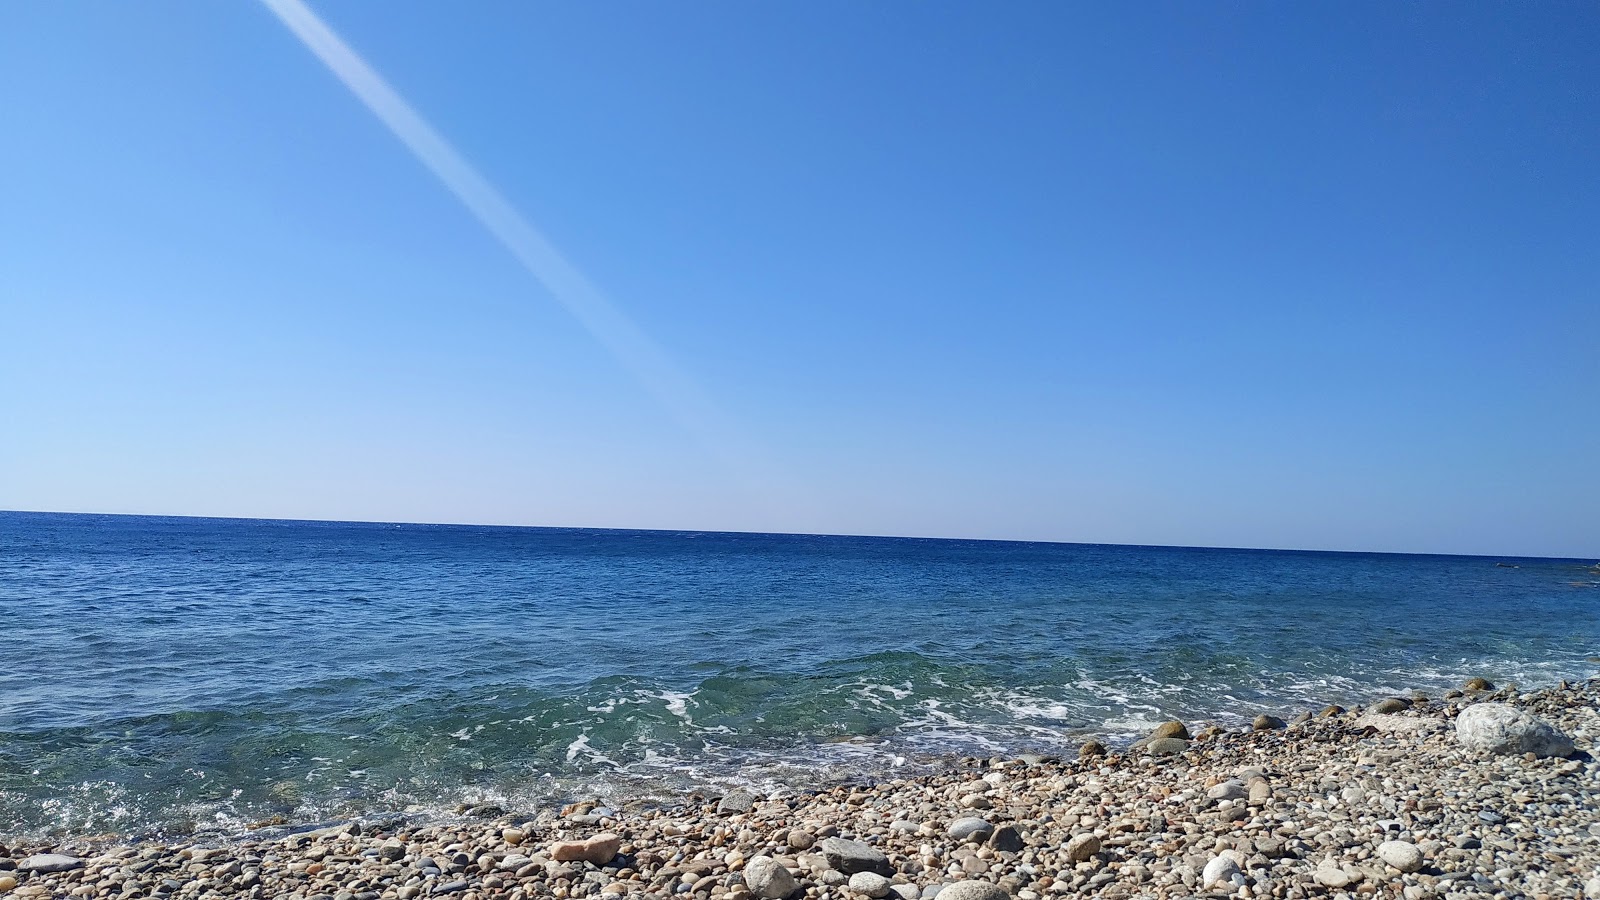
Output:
top-left (259, 0), bottom-right (780, 502)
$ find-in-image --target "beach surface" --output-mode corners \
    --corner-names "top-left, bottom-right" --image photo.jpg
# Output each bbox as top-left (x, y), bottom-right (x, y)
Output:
top-left (5, 678), bottom-right (1597, 900)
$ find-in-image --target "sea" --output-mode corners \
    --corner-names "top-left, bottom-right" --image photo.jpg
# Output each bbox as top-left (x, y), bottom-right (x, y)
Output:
top-left (2, 511), bottom-right (1596, 841)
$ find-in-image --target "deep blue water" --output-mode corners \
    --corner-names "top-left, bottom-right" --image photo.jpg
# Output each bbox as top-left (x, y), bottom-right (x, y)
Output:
top-left (1, 511), bottom-right (1596, 839)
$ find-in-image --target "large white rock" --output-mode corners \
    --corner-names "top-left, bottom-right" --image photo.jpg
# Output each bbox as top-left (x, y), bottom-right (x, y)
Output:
top-left (1455, 703), bottom-right (1574, 758)
top-left (1202, 855), bottom-right (1241, 887)
top-left (18, 854), bottom-right (83, 873)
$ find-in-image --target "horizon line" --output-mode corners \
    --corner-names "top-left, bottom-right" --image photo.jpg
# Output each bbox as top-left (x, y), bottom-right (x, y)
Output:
top-left (2, 507), bottom-right (1593, 564)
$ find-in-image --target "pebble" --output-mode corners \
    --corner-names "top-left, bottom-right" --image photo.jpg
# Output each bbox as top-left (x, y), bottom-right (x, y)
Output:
top-left (947, 818), bottom-right (994, 842)
top-left (1145, 737), bottom-right (1189, 756)
top-left (818, 837), bottom-right (894, 877)
top-left (986, 824), bottom-right (1023, 852)
top-left (929, 882), bottom-right (1008, 900)
top-left (1063, 834), bottom-right (1100, 863)
top-left (1377, 839), bottom-right (1425, 873)
top-left (1149, 721), bottom-right (1189, 740)
top-left (743, 855), bottom-right (799, 899)
top-left (717, 790), bottom-right (758, 814)
top-left (848, 871), bottom-right (893, 898)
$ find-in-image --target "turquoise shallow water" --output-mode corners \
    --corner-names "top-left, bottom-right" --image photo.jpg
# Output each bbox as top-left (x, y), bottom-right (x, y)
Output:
top-left (1, 511), bottom-right (1596, 840)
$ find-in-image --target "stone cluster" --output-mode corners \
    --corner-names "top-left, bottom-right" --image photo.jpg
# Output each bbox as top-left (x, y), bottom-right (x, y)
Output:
top-left (2, 678), bottom-right (1596, 900)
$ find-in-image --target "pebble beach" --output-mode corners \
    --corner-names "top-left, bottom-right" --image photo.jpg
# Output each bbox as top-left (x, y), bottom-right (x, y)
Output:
top-left (5, 677), bottom-right (1597, 900)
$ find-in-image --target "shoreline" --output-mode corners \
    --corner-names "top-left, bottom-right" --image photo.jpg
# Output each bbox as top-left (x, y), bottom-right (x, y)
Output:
top-left (3, 678), bottom-right (1596, 899)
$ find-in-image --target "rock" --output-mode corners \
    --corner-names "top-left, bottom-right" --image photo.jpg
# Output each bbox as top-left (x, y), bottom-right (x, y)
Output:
top-left (987, 824), bottom-right (1024, 852)
top-left (1252, 714), bottom-right (1286, 730)
top-left (848, 872), bottom-right (892, 898)
top-left (1207, 780), bottom-right (1247, 801)
top-left (549, 833), bottom-right (622, 865)
top-left (1372, 698), bottom-right (1411, 714)
top-left (379, 839), bottom-right (406, 862)
top-left (818, 838), bottom-right (894, 877)
top-left (718, 790), bottom-right (758, 814)
top-left (1586, 872), bottom-right (1600, 898)
top-left (1456, 703), bottom-right (1574, 757)
top-left (891, 885), bottom-right (920, 900)
top-left (1078, 740), bottom-right (1106, 760)
top-left (787, 830), bottom-right (815, 851)
top-left (1146, 737), bottom-right (1189, 756)
top-left (947, 817), bottom-right (995, 842)
top-left (1149, 721), bottom-right (1189, 740)
top-left (1318, 704), bottom-right (1345, 718)
top-left (1464, 677), bottom-right (1494, 692)
top-left (1203, 855), bottom-right (1241, 888)
top-left (743, 856), bottom-right (799, 899)
top-left (1377, 840), bottom-right (1424, 873)
top-left (0, 875), bottom-right (15, 892)
top-left (1064, 834), bottom-right (1100, 863)
top-left (928, 882), bottom-right (1009, 900)
top-left (1248, 780), bottom-right (1272, 803)
top-left (1314, 858), bottom-right (1358, 889)
top-left (18, 854), bottom-right (83, 874)
top-left (501, 827), bottom-right (524, 846)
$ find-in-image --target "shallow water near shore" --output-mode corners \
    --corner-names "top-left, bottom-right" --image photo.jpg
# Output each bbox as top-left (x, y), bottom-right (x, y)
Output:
top-left (2, 511), bottom-right (1596, 840)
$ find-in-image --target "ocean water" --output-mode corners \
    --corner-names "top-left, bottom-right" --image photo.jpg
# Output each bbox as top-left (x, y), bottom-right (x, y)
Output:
top-left (1, 511), bottom-right (1596, 840)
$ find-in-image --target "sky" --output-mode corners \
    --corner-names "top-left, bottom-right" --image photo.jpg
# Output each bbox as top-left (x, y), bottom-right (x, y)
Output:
top-left (1, 2), bottom-right (1596, 557)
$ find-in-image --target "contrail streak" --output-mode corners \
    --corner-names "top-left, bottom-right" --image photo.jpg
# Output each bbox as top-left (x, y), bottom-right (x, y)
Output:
top-left (259, 0), bottom-right (772, 496)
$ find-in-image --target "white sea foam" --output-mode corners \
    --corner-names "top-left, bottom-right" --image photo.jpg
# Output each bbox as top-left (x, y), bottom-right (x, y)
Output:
top-left (563, 732), bottom-right (620, 767)
top-left (651, 690), bottom-right (697, 723)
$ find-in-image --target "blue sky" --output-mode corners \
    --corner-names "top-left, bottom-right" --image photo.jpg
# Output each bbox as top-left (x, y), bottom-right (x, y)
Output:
top-left (2, 2), bottom-right (1595, 557)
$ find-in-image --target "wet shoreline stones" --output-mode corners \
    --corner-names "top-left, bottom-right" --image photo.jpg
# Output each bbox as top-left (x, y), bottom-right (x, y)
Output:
top-left (1, 677), bottom-right (1596, 900)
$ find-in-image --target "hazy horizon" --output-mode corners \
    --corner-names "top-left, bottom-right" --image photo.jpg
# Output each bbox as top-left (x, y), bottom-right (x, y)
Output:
top-left (6, 508), bottom-right (1595, 562)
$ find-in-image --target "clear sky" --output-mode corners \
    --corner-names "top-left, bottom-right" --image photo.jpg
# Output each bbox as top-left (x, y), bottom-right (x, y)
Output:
top-left (2, 2), bottom-right (1596, 557)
